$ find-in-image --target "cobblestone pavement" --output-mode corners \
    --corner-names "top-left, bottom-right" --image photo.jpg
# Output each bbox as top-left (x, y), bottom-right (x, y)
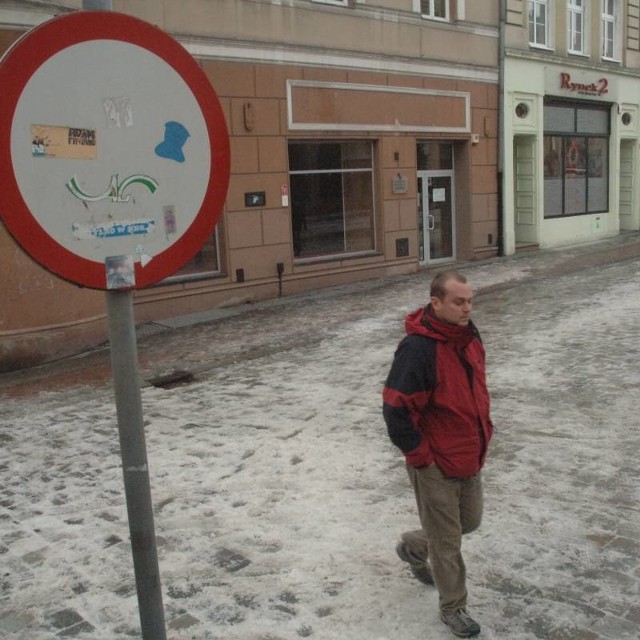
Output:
top-left (1, 232), bottom-right (640, 639)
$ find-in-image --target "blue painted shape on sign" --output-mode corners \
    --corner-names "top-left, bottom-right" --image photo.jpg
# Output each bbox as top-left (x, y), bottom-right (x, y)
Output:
top-left (155, 121), bottom-right (190, 163)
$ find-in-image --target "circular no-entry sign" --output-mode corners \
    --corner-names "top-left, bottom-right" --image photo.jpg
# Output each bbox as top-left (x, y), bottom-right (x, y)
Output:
top-left (0, 11), bottom-right (230, 290)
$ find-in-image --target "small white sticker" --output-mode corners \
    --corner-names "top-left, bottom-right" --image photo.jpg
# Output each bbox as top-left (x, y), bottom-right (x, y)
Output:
top-left (103, 97), bottom-right (134, 128)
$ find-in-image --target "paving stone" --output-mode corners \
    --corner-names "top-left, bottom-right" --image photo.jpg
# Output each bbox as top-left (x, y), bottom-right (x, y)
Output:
top-left (0, 609), bottom-right (35, 633)
top-left (168, 612), bottom-right (200, 630)
top-left (47, 608), bottom-right (84, 629)
top-left (626, 604), bottom-right (640, 624)
top-left (215, 548), bottom-right (251, 572)
top-left (58, 620), bottom-right (96, 637)
top-left (549, 628), bottom-right (598, 640)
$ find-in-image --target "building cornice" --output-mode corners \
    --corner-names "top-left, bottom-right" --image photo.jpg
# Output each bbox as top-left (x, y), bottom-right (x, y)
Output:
top-left (181, 37), bottom-right (499, 84)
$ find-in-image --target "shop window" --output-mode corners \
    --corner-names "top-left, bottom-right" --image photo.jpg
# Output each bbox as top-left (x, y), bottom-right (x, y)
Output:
top-left (165, 228), bottom-right (220, 280)
top-left (601, 0), bottom-right (620, 60)
top-left (288, 141), bottom-right (375, 259)
top-left (568, 0), bottom-right (587, 55)
top-left (415, 0), bottom-right (449, 21)
top-left (529, 0), bottom-right (552, 48)
top-left (417, 142), bottom-right (453, 171)
top-left (543, 101), bottom-right (609, 218)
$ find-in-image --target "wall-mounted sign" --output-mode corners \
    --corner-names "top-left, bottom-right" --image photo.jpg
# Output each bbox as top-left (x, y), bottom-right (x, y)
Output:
top-left (392, 174), bottom-right (408, 194)
top-left (245, 191), bottom-right (266, 207)
top-left (546, 69), bottom-right (614, 102)
top-left (560, 72), bottom-right (608, 97)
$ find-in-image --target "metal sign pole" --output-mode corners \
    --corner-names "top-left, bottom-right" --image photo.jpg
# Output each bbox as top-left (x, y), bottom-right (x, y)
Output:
top-left (106, 290), bottom-right (167, 640)
top-left (1, 6), bottom-right (228, 633)
top-left (78, 3), bottom-right (166, 636)
top-left (78, 5), bottom-right (165, 638)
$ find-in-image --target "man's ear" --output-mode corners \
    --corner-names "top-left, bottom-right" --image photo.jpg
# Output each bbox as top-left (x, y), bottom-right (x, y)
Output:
top-left (430, 296), bottom-right (441, 313)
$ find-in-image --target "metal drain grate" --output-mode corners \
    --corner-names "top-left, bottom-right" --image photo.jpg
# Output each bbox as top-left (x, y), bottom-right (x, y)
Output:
top-left (148, 370), bottom-right (195, 389)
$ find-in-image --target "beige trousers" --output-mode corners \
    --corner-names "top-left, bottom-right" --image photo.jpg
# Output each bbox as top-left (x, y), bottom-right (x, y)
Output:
top-left (403, 463), bottom-right (483, 614)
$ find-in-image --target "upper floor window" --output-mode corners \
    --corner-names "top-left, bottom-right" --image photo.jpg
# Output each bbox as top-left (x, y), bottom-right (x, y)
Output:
top-left (529, 0), bottom-right (551, 47)
top-left (416, 0), bottom-right (449, 22)
top-left (568, 0), bottom-right (587, 54)
top-left (602, 0), bottom-right (620, 60)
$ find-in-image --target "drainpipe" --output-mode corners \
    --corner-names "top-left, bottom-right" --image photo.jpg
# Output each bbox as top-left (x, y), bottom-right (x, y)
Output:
top-left (497, 0), bottom-right (506, 257)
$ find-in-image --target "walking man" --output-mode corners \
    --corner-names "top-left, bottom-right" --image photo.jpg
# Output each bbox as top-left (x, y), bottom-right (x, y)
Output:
top-left (382, 270), bottom-right (493, 638)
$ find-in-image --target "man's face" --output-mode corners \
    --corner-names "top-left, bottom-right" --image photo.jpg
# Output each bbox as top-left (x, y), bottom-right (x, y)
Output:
top-left (431, 279), bottom-right (473, 326)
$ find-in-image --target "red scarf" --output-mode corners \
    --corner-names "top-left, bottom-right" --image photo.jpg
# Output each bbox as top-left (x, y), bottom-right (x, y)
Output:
top-left (421, 305), bottom-right (475, 350)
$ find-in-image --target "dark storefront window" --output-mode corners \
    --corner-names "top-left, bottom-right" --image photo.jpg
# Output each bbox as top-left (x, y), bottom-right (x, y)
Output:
top-left (288, 141), bottom-right (375, 259)
top-left (417, 141), bottom-right (453, 171)
top-left (543, 101), bottom-right (610, 218)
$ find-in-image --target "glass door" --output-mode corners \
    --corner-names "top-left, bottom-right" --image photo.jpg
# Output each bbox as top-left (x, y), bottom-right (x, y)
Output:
top-left (417, 170), bottom-right (455, 265)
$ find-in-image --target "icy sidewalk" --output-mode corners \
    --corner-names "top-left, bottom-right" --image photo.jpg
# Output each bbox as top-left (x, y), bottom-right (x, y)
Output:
top-left (1, 237), bottom-right (640, 638)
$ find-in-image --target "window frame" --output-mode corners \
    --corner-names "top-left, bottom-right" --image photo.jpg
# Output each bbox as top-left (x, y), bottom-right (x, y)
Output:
top-left (601, 0), bottom-right (620, 61)
top-left (529, 0), bottom-right (553, 49)
top-left (568, 0), bottom-right (588, 55)
top-left (311, 0), bottom-right (349, 6)
top-left (161, 226), bottom-right (222, 284)
top-left (414, 0), bottom-right (450, 23)
top-left (543, 100), bottom-right (610, 219)
top-left (288, 140), bottom-right (378, 262)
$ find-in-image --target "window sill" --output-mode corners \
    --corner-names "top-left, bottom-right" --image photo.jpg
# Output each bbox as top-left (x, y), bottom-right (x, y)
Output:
top-left (156, 270), bottom-right (224, 287)
top-left (294, 250), bottom-right (382, 266)
top-left (419, 14), bottom-right (449, 23)
top-left (544, 210), bottom-right (609, 219)
top-left (529, 43), bottom-right (554, 52)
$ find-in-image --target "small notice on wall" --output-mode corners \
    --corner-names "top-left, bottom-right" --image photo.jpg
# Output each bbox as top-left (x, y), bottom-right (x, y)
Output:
top-left (392, 175), bottom-right (408, 194)
top-left (31, 124), bottom-right (97, 159)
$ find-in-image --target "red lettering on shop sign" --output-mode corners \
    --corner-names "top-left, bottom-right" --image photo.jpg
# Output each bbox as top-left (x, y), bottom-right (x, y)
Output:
top-left (560, 72), bottom-right (608, 97)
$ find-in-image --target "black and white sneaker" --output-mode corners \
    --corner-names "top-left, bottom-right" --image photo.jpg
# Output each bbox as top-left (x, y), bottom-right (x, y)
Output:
top-left (395, 541), bottom-right (434, 586)
top-left (440, 608), bottom-right (481, 638)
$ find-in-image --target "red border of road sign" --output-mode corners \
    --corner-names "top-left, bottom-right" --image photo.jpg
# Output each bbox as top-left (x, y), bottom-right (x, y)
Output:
top-left (0, 11), bottom-right (230, 290)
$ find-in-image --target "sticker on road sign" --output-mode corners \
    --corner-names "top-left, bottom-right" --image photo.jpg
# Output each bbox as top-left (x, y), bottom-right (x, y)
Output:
top-left (31, 124), bottom-right (97, 159)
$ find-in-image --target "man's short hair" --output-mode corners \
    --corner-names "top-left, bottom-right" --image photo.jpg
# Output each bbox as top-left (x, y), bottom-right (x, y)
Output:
top-left (430, 270), bottom-right (467, 300)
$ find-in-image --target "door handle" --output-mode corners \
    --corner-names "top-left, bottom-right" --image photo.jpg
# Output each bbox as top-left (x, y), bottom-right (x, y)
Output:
top-left (428, 214), bottom-right (435, 231)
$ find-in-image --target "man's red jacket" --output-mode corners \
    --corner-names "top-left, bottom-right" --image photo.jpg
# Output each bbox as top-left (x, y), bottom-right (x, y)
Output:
top-left (382, 306), bottom-right (493, 478)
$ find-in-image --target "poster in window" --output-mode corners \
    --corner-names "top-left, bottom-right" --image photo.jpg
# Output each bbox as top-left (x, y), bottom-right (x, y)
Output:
top-left (588, 145), bottom-right (603, 178)
top-left (565, 138), bottom-right (586, 177)
top-left (544, 137), bottom-right (562, 178)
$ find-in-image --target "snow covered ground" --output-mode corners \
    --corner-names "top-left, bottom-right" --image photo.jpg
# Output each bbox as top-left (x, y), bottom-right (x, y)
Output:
top-left (1, 253), bottom-right (640, 639)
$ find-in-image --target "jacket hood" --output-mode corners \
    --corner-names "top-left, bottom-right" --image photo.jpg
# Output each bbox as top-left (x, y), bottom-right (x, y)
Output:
top-left (404, 305), bottom-right (477, 348)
